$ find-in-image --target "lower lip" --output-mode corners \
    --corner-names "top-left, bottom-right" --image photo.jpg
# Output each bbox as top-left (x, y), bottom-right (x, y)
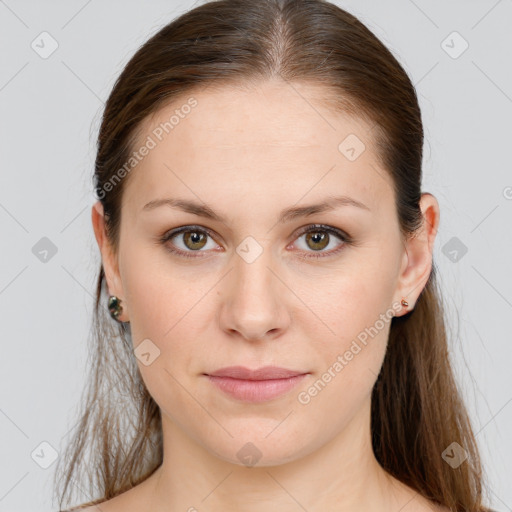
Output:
top-left (206, 374), bottom-right (309, 402)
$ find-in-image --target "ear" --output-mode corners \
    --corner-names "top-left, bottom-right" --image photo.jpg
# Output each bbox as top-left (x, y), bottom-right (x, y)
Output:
top-left (91, 200), bottom-right (129, 321)
top-left (393, 192), bottom-right (440, 316)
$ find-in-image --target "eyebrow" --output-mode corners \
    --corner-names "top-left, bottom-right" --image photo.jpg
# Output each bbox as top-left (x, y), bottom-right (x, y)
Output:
top-left (142, 194), bottom-right (371, 223)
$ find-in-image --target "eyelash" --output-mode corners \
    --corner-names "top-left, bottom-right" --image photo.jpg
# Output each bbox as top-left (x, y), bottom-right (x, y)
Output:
top-left (158, 224), bottom-right (352, 260)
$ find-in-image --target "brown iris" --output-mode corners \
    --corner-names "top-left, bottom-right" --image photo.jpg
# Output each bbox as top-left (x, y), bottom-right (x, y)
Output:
top-left (183, 230), bottom-right (208, 250)
top-left (305, 230), bottom-right (329, 251)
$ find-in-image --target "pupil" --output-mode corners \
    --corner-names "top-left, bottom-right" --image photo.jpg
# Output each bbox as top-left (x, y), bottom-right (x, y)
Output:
top-left (308, 231), bottom-right (328, 251)
top-left (184, 231), bottom-right (206, 250)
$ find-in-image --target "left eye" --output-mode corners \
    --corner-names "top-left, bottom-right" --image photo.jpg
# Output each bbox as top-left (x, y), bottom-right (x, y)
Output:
top-left (293, 225), bottom-right (348, 257)
top-left (160, 224), bottom-right (350, 259)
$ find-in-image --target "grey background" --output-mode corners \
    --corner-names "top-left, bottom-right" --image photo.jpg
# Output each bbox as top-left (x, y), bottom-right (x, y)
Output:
top-left (0, 0), bottom-right (511, 511)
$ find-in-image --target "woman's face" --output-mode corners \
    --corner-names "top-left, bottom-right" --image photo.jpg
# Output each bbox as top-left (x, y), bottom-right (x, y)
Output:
top-left (94, 79), bottom-right (431, 466)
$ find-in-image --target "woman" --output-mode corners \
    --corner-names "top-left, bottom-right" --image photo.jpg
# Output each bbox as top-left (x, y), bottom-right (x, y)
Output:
top-left (54, 0), bottom-right (495, 510)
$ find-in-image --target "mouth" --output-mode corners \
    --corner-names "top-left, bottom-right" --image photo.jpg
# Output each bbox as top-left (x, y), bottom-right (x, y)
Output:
top-left (204, 366), bottom-right (310, 402)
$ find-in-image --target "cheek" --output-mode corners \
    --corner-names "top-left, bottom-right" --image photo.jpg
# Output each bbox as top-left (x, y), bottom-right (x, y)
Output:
top-left (126, 269), bottom-right (205, 371)
top-left (125, 276), bottom-right (208, 429)
top-left (309, 290), bottom-right (391, 397)
top-left (295, 239), bottom-right (398, 413)
top-left (120, 242), bottom-right (200, 338)
top-left (119, 248), bottom-right (215, 403)
top-left (300, 250), bottom-right (397, 348)
top-left (295, 305), bottom-right (390, 440)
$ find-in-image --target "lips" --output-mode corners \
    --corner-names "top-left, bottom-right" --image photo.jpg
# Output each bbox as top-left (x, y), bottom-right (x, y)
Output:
top-left (206, 365), bottom-right (307, 380)
top-left (205, 366), bottom-right (309, 402)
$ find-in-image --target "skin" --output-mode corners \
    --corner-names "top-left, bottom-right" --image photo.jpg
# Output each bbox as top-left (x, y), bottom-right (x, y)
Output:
top-left (90, 79), bottom-right (443, 512)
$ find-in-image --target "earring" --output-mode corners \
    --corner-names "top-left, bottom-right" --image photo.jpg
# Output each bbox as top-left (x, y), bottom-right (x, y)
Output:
top-left (401, 297), bottom-right (409, 308)
top-left (108, 295), bottom-right (123, 321)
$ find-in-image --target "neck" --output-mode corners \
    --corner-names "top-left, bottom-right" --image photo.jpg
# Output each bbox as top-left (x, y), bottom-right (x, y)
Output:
top-left (144, 398), bottom-right (428, 512)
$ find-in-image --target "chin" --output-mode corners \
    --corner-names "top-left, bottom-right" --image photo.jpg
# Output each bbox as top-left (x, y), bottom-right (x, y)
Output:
top-left (202, 431), bottom-right (317, 469)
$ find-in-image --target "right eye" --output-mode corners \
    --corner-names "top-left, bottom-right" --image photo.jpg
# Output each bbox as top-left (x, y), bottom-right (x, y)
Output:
top-left (160, 225), bottom-right (220, 258)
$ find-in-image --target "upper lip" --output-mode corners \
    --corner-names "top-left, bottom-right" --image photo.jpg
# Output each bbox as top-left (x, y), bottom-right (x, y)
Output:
top-left (206, 365), bottom-right (308, 380)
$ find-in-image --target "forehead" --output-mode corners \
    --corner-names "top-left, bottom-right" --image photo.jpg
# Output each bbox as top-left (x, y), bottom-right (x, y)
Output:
top-left (140, 80), bottom-right (375, 150)
top-left (125, 80), bottom-right (393, 214)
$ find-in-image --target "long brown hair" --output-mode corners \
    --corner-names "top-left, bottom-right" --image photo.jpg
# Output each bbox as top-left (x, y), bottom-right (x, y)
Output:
top-left (53, 1), bottom-right (492, 510)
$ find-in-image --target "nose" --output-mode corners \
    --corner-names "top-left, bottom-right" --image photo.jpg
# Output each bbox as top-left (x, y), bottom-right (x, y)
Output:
top-left (218, 248), bottom-right (291, 342)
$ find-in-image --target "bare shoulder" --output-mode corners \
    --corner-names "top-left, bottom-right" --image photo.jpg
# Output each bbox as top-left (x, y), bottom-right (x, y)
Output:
top-left (76, 497), bottom-right (123, 512)
top-left (63, 495), bottom-right (124, 512)
top-left (74, 500), bottom-right (119, 512)
top-left (72, 506), bottom-right (111, 512)
top-left (74, 476), bottom-right (155, 512)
